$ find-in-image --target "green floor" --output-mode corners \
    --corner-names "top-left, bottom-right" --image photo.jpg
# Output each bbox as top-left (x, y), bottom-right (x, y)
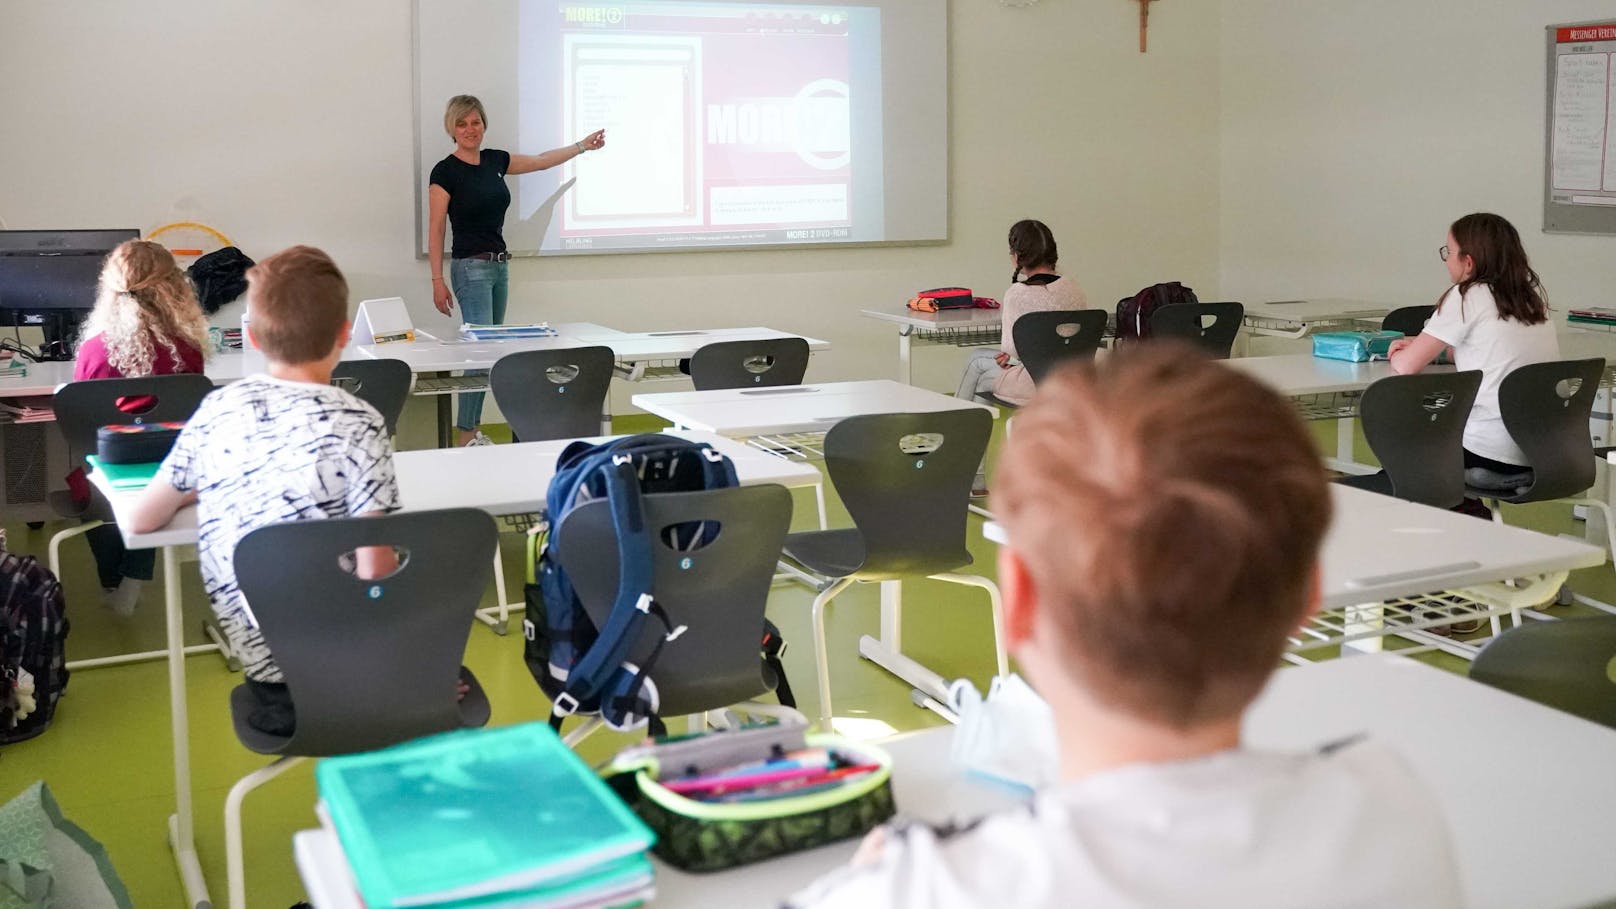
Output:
top-left (2, 413), bottom-right (1612, 908)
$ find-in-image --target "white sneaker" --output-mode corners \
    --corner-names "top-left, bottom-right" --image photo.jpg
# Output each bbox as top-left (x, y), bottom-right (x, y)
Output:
top-left (102, 578), bottom-right (143, 617)
top-left (464, 431), bottom-right (495, 447)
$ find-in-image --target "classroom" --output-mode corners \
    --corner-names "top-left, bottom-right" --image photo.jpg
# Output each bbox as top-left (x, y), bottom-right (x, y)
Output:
top-left (4, 1), bottom-right (1616, 907)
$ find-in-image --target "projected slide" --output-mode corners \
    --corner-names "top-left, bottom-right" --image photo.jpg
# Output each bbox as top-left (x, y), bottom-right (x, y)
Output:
top-left (525, 3), bottom-right (870, 251)
top-left (416, 0), bottom-right (945, 256)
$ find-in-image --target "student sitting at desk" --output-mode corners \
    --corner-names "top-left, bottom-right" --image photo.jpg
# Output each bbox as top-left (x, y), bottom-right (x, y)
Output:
top-left (790, 345), bottom-right (1461, 908)
top-left (74, 239), bottom-right (210, 616)
top-left (1387, 212), bottom-right (1559, 487)
top-left (128, 246), bottom-right (399, 735)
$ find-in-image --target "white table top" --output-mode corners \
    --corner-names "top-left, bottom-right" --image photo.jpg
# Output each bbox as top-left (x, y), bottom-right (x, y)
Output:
top-left (984, 485), bottom-right (1604, 610)
top-left (1225, 353), bottom-right (1412, 396)
top-left (87, 430), bottom-right (820, 550)
top-left (353, 325), bottom-right (829, 373)
top-left (293, 655), bottom-right (1616, 909)
top-left (633, 380), bottom-right (997, 437)
top-left (1244, 298), bottom-right (1395, 322)
top-left (859, 307), bottom-right (1004, 331)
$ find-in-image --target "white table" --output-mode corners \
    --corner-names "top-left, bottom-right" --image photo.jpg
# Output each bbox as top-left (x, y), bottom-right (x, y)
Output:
top-left (86, 430), bottom-right (821, 909)
top-left (860, 308), bottom-right (1005, 384)
top-left (986, 485), bottom-right (1605, 659)
top-left (293, 654), bottom-right (1616, 909)
top-left (1241, 298), bottom-right (1393, 340)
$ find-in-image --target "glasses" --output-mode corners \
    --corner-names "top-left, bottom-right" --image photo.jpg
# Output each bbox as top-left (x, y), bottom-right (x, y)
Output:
top-left (1438, 245), bottom-right (1450, 262)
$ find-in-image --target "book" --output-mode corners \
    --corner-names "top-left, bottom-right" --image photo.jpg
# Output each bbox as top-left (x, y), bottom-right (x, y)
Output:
top-left (84, 456), bottom-right (161, 490)
top-left (316, 721), bottom-right (655, 909)
top-left (459, 323), bottom-right (558, 342)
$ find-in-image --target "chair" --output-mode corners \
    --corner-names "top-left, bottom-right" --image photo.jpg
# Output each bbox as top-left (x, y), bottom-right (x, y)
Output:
top-left (1335, 370), bottom-right (1482, 508)
top-left (1463, 358), bottom-right (1615, 553)
top-left (781, 410), bottom-right (1006, 730)
top-left (552, 484), bottom-right (799, 744)
top-left (1470, 617), bottom-right (1616, 730)
top-left (1149, 301), bottom-right (1245, 358)
top-left (332, 358), bottom-right (412, 435)
top-left (48, 374), bottom-right (216, 580)
top-left (488, 346), bottom-right (615, 443)
top-left (221, 508), bottom-right (497, 909)
top-left (688, 337), bottom-right (810, 391)
top-left (1011, 309), bottom-right (1109, 385)
top-left (1381, 305), bottom-right (1436, 338)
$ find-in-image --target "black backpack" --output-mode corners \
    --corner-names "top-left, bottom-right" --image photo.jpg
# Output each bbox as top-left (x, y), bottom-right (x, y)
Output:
top-left (187, 246), bottom-right (255, 315)
top-left (1, 551), bottom-right (69, 744)
top-left (1115, 282), bottom-right (1199, 343)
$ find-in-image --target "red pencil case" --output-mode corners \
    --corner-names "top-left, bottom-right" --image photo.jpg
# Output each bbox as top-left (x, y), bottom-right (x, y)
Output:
top-left (916, 287), bottom-right (974, 310)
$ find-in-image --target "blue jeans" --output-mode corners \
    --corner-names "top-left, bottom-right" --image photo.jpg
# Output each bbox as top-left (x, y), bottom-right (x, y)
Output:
top-left (449, 257), bottom-right (509, 432)
top-left (955, 348), bottom-right (1002, 403)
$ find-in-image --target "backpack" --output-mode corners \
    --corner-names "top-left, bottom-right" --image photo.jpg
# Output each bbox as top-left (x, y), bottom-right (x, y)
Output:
top-left (1, 551), bottom-right (69, 744)
top-left (1114, 282), bottom-right (1199, 343)
top-left (522, 434), bottom-right (795, 734)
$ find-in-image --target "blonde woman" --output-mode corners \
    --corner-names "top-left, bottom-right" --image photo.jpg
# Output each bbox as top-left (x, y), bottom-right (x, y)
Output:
top-left (427, 94), bottom-right (605, 446)
top-left (74, 239), bottom-right (209, 614)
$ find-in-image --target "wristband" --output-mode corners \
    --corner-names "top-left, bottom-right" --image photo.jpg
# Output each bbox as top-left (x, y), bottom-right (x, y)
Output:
top-left (575, 140), bottom-right (586, 154)
top-left (432, 276), bottom-right (445, 282)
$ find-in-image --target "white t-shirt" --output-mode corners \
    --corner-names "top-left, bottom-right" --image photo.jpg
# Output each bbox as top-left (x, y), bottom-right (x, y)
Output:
top-left (786, 740), bottom-right (1462, 909)
top-left (1421, 284), bottom-right (1560, 467)
top-left (158, 375), bottom-right (400, 682)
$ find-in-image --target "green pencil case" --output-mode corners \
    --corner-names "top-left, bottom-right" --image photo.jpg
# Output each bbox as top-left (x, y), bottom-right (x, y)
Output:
top-left (1312, 329), bottom-right (1403, 362)
top-left (605, 732), bottom-right (895, 873)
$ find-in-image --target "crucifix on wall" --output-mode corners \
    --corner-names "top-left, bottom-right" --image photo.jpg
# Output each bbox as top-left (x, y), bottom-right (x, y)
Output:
top-left (1136, 0), bottom-right (1157, 52)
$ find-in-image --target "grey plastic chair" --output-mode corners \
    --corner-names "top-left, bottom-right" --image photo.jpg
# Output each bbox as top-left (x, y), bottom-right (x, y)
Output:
top-left (489, 346), bottom-right (615, 442)
top-left (1381, 305), bottom-right (1435, 337)
top-left (689, 337), bottom-right (811, 391)
top-left (553, 485), bottom-right (797, 740)
top-left (332, 357), bottom-right (412, 435)
top-left (1149, 301), bottom-right (1245, 358)
top-left (781, 409), bottom-right (1006, 729)
top-left (1335, 370), bottom-right (1482, 508)
top-left (48, 374), bottom-right (216, 578)
top-left (1012, 309), bottom-right (1109, 385)
top-left (222, 507), bottom-right (497, 909)
top-left (1470, 617), bottom-right (1616, 730)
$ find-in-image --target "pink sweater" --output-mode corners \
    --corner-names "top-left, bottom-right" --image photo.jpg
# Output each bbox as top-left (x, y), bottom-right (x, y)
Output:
top-left (992, 275), bottom-right (1090, 405)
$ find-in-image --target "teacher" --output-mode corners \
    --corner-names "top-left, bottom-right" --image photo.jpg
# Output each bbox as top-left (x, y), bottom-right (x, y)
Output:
top-left (427, 94), bottom-right (606, 446)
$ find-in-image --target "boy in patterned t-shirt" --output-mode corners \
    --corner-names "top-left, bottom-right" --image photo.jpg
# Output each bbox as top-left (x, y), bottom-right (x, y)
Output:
top-left (130, 245), bottom-right (399, 733)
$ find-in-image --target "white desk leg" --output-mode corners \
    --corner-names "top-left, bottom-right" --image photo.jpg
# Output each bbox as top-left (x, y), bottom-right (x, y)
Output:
top-left (814, 480), bottom-right (828, 531)
top-left (879, 579), bottom-right (901, 651)
top-left (163, 544), bottom-right (212, 908)
top-left (1336, 417), bottom-right (1354, 464)
top-left (898, 329), bottom-right (913, 385)
top-left (860, 580), bottom-right (951, 708)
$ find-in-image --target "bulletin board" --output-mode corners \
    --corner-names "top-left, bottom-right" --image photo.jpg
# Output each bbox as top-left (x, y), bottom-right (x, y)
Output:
top-left (1545, 20), bottom-right (1616, 234)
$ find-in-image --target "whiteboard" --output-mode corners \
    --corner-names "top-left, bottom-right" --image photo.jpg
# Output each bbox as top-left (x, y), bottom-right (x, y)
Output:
top-left (1544, 20), bottom-right (1616, 234)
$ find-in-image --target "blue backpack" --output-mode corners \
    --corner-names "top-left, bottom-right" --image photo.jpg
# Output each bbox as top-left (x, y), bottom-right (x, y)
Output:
top-left (522, 434), bottom-right (793, 733)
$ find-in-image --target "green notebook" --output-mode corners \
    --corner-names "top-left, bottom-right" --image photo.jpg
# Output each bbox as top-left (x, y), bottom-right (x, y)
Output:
top-left (316, 721), bottom-right (655, 909)
top-left (84, 455), bottom-right (161, 490)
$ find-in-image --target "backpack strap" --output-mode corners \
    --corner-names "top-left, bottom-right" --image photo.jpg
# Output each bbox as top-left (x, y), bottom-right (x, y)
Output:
top-left (550, 456), bottom-right (661, 718)
top-left (761, 619), bottom-right (795, 709)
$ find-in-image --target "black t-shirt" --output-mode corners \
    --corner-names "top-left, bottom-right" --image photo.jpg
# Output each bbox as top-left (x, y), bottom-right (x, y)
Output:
top-left (429, 149), bottom-right (512, 258)
top-left (1021, 273), bottom-right (1061, 287)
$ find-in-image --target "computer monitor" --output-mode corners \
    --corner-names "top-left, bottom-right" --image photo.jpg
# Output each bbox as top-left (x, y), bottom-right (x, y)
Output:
top-left (0, 229), bottom-right (140, 360)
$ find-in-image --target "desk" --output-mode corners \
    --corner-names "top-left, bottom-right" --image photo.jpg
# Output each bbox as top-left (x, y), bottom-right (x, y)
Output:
top-left (860, 308), bottom-right (1004, 385)
top-left (986, 485), bottom-right (1604, 659)
top-left (1224, 353), bottom-right (1422, 473)
top-left (1241, 298), bottom-right (1392, 340)
top-left (293, 654), bottom-right (1616, 909)
top-left (87, 430), bottom-right (821, 909)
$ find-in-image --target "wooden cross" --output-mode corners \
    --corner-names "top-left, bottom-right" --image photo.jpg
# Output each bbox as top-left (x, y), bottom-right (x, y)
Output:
top-left (1136, 0), bottom-right (1157, 53)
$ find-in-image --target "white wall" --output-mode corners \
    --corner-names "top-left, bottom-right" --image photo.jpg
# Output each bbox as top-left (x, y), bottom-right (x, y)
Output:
top-left (1219, 0), bottom-right (1616, 314)
top-left (0, 0), bottom-right (1222, 400)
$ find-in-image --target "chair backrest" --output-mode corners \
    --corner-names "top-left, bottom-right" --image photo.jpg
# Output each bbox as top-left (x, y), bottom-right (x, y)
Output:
top-left (1148, 301), bottom-right (1245, 358)
top-left (488, 346), bottom-right (615, 442)
top-left (1012, 309), bottom-right (1108, 385)
top-left (1470, 616), bottom-right (1616, 730)
top-left (233, 508), bottom-right (497, 755)
top-left (331, 358), bottom-right (412, 435)
top-left (1359, 370), bottom-right (1482, 508)
top-left (689, 337), bottom-right (810, 391)
top-left (823, 409), bottom-right (990, 579)
top-left (1381, 305), bottom-right (1435, 338)
top-left (1497, 357), bottom-right (1605, 502)
top-left (556, 485), bottom-right (793, 716)
top-left (53, 374), bottom-right (216, 460)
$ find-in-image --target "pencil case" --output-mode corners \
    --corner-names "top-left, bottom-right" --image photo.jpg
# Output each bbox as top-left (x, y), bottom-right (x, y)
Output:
top-left (96, 421), bottom-right (184, 464)
top-left (1311, 330), bottom-right (1403, 362)
top-left (605, 732), bottom-right (895, 872)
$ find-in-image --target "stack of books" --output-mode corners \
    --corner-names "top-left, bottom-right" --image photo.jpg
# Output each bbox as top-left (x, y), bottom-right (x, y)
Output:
top-left (1569, 307), bottom-right (1616, 329)
top-left (0, 396), bottom-right (53, 424)
top-left (316, 722), bottom-right (655, 908)
top-left (459, 323), bottom-right (558, 342)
